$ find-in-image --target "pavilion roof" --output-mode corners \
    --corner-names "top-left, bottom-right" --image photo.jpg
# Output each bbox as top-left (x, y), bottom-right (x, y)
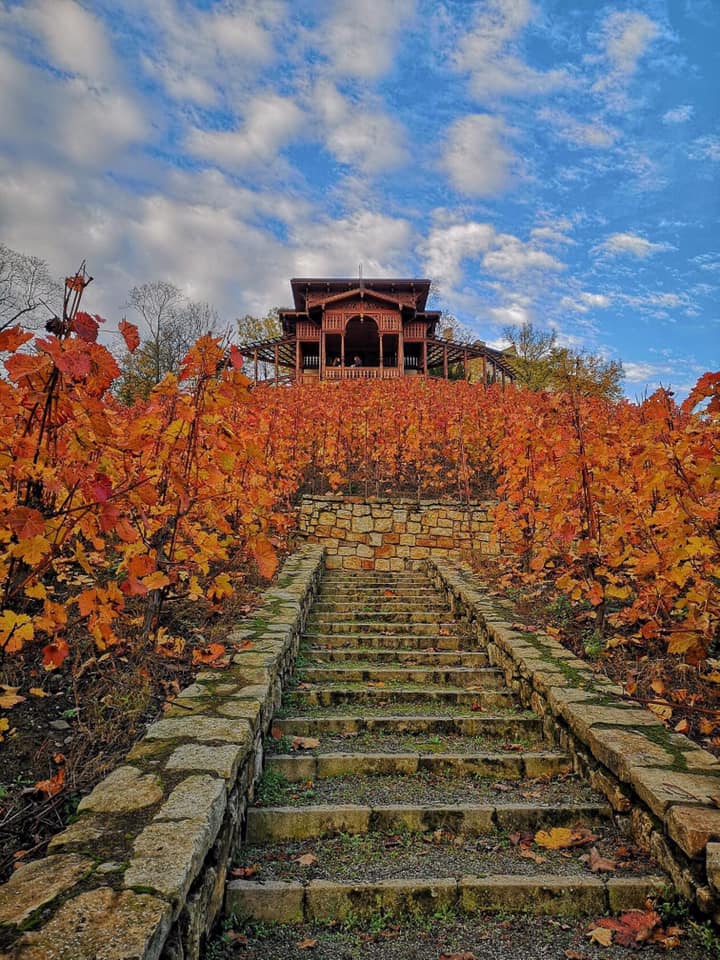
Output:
top-left (288, 277), bottom-right (433, 312)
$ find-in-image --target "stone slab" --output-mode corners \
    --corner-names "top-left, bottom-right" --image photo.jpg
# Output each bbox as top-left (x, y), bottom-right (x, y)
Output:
top-left (0, 854), bottom-right (93, 926)
top-left (124, 818), bottom-right (217, 906)
top-left (5, 887), bottom-right (171, 960)
top-left (153, 775), bottom-right (226, 826)
top-left (77, 765), bottom-right (163, 815)
top-left (144, 717), bottom-right (251, 744)
top-left (667, 804), bottom-right (720, 858)
top-left (165, 743), bottom-right (246, 782)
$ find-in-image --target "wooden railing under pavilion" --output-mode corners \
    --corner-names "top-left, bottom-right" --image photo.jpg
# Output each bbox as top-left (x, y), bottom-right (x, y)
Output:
top-left (323, 366), bottom-right (402, 380)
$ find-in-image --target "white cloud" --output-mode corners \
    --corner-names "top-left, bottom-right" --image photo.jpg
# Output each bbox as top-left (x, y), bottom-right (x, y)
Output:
top-left (322, 0), bottom-right (417, 79)
top-left (483, 234), bottom-right (565, 277)
top-left (598, 11), bottom-right (660, 76)
top-left (489, 302), bottom-right (533, 327)
top-left (689, 135), bottom-right (720, 162)
top-left (292, 211), bottom-right (412, 278)
top-left (560, 291), bottom-right (611, 312)
top-left (421, 220), bottom-right (564, 293)
top-left (623, 360), bottom-right (672, 383)
top-left (592, 10), bottom-right (660, 110)
top-left (20, 0), bottom-right (117, 83)
top-left (662, 104), bottom-right (694, 124)
top-left (312, 82), bottom-right (408, 174)
top-left (441, 114), bottom-right (516, 195)
top-left (538, 108), bottom-right (618, 148)
top-left (139, 0), bottom-right (285, 106)
top-left (187, 94), bottom-right (304, 170)
top-left (531, 220), bottom-right (575, 246)
top-left (455, 0), bottom-right (567, 100)
top-left (598, 232), bottom-right (671, 258)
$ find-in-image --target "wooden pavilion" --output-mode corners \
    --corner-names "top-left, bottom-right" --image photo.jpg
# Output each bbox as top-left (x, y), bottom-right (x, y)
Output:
top-left (244, 277), bottom-right (515, 385)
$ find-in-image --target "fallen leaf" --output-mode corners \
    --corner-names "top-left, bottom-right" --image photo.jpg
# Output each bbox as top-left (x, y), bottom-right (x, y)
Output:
top-left (383, 590), bottom-right (396, 598)
top-left (587, 926), bottom-right (613, 947)
top-left (592, 910), bottom-right (661, 947)
top-left (295, 853), bottom-right (317, 866)
top-left (0, 686), bottom-right (25, 709)
top-left (0, 718), bottom-right (9, 741)
top-left (564, 951), bottom-right (589, 960)
top-left (230, 865), bottom-right (259, 878)
top-left (674, 719), bottom-right (690, 735)
top-left (584, 846), bottom-right (617, 873)
top-left (35, 767), bottom-right (65, 797)
top-left (292, 736), bottom-right (320, 750)
top-left (29, 687), bottom-right (48, 698)
top-left (439, 953), bottom-right (476, 960)
top-left (296, 939), bottom-right (317, 950)
top-left (470, 700), bottom-right (484, 712)
top-left (270, 726), bottom-right (284, 740)
top-left (520, 848), bottom-right (546, 865)
top-left (647, 701), bottom-right (673, 722)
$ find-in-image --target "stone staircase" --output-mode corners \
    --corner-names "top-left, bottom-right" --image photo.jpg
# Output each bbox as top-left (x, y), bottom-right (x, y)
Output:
top-left (224, 570), bottom-right (672, 957)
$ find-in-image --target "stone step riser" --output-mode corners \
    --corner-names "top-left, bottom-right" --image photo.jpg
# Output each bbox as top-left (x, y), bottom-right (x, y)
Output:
top-left (307, 620), bottom-right (462, 636)
top-left (272, 715), bottom-right (542, 738)
top-left (298, 667), bottom-right (504, 689)
top-left (305, 650), bottom-right (489, 666)
top-left (265, 751), bottom-right (572, 781)
top-left (226, 875), bottom-right (667, 924)
top-left (312, 605), bottom-right (449, 617)
top-left (304, 634), bottom-right (469, 651)
top-left (245, 802), bottom-right (612, 843)
top-left (288, 688), bottom-right (512, 708)
top-left (317, 589), bottom-right (441, 599)
top-left (311, 612), bottom-right (450, 624)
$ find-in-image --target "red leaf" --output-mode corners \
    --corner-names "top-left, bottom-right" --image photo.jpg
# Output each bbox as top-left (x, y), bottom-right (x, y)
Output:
top-left (42, 638), bottom-right (69, 671)
top-left (35, 767), bottom-right (65, 797)
top-left (6, 507), bottom-right (45, 540)
top-left (119, 319), bottom-right (140, 353)
top-left (4, 350), bottom-right (50, 382)
top-left (229, 345), bottom-right (244, 370)
top-left (0, 326), bottom-right (33, 352)
top-left (73, 312), bottom-right (99, 343)
top-left (89, 474), bottom-right (112, 502)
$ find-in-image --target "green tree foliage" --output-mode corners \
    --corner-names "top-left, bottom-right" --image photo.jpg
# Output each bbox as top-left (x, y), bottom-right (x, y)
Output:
top-left (503, 322), bottom-right (623, 400)
top-left (116, 282), bottom-right (219, 403)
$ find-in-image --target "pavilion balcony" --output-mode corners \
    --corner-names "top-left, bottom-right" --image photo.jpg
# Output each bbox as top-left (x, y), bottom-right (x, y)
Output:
top-left (322, 366), bottom-right (402, 380)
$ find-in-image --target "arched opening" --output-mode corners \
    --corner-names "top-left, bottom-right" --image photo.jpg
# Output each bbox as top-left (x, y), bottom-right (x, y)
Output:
top-left (344, 316), bottom-right (379, 367)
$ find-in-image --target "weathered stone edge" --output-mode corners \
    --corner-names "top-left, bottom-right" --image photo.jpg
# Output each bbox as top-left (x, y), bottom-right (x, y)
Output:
top-left (428, 558), bottom-right (720, 923)
top-left (0, 544), bottom-right (325, 960)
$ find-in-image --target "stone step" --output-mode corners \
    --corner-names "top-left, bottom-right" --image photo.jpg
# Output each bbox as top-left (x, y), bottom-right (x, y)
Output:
top-left (305, 648), bottom-right (489, 666)
top-left (245, 801), bottom-right (613, 843)
top-left (317, 591), bottom-right (446, 604)
top-left (304, 633), bottom-right (470, 650)
top-left (306, 619), bottom-right (463, 635)
top-left (314, 599), bottom-right (448, 610)
top-left (226, 874), bottom-right (667, 924)
top-left (265, 750), bottom-right (571, 782)
top-left (311, 608), bottom-right (450, 622)
top-left (298, 666), bottom-right (504, 688)
top-left (321, 572), bottom-right (432, 582)
top-left (271, 713), bottom-right (542, 738)
top-left (286, 686), bottom-right (513, 709)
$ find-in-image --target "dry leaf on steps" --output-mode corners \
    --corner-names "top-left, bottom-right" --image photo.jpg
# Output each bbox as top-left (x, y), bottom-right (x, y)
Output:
top-left (292, 736), bottom-right (320, 750)
top-left (295, 853), bottom-right (318, 866)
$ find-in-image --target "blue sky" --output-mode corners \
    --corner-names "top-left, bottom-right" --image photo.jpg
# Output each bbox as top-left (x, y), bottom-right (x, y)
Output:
top-left (0, 0), bottom-right (718, 397)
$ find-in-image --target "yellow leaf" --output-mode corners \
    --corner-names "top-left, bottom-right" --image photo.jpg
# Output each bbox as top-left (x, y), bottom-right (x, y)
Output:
top-left (12, 535), bottom-right (51, 566)
top-left (142, 571), bottom-right (170, 591)
top-left (648, 702), bottom-right (673, 721)
top-left (0, 610), bottom-right (34, 653)
top-left (0, 686), bottom-right (25, 709)
top-left (587, 926), bottom-right (613, 947)
top-left (29, 687), bottom-right (48, 698)
top-left (0, 718), bottom-right (9, 741)
top-left (24, 581), bottom-right (47, 600)
top-left (535, 828), bottom-right (574, 849)
top-left (705, 672), bottom-right (720, 684)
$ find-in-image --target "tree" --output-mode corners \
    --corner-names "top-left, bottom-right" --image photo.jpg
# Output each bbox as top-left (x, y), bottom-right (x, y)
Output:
top-left (237, 308), bottom-right (282, 379)
top-left (116, 282), bottom-right (220, 402)
top-left (0, 243), bottom-right (62, 333)
top-left (502, 322), bottom-right (623, 400)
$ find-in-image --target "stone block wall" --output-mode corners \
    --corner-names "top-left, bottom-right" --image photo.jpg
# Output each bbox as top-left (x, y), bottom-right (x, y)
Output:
top-left (428, 558), bottom-right (720, 923)
top-left (298, 495), bottom-right (497, 571)
top-left (0, 545), bottom-right (325, 960)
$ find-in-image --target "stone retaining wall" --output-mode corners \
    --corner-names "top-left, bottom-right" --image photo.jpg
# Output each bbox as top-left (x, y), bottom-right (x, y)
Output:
top-left (429, 558), bottom-right (720, 923)
top-left (299, 494), bottom-right (497, 571)
top-left (0, 545), bottom-right (325, 960)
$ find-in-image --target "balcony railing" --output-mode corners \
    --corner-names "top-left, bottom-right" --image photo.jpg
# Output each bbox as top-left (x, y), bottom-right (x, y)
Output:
top-left (322, 366), bottom-right (402, 380)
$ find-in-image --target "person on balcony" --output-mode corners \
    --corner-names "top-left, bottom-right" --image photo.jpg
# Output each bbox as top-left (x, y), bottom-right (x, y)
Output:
top-left (353, 355), bottom-right (362, 367)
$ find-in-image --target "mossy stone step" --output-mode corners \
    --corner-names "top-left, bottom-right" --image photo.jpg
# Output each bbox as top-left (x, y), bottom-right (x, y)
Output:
top-left (311, 610), bottom-right (450, 623)
top-left (305, 648), bottom-right (489, 666)
top-left (246, 801), bottom-right (613, 842)
top-left (298, 666), bottom-right (504, 688)
top-left (287, 687), bottom-right (513, 709)
top-left (306, 619), bottom-right (463, 635)
top-left (226, 874), bottom-right (667, 923)
top-left (304, 633), bottom-right (470, 651)
top-left (313, 600), bottom-right (448, 611)
top-left (271, 714), bottom-right (542, 738)
top-left (265, 750), bottom-right (571, 781)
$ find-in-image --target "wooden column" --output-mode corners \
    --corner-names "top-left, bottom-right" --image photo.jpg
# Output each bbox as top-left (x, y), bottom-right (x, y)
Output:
top-left (443, 344), bottom-right (448, 379)
top-left (274, 343), bottom-right (279, 384)
top-left (320, 331), bottom-right (326, 378)
top-left (253, 349), bottom-right (258, 385)
top-left (295, 338), bottom-right (301, 383)
top-left (379, 334), bottom-right (384, 371)
top-left (398, 329), bottom-right (404, 375)
top-left (422, 337), bottom-right (428, 376)
top-left (482, 353), bottom-right (487, 386)
top-left (341, 332), bottom-right (345, 367)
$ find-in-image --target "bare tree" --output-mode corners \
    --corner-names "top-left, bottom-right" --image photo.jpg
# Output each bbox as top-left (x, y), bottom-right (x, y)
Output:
top-left (0, 243), bottom-right (62, 332)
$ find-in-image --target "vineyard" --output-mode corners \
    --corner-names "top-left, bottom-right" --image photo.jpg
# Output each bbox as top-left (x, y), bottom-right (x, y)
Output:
top-left (0, 274), bottom-right (719, 872)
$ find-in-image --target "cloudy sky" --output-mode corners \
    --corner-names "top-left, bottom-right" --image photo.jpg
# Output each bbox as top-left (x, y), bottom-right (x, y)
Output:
top-left (1, 0), bottom-right (718, 397)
